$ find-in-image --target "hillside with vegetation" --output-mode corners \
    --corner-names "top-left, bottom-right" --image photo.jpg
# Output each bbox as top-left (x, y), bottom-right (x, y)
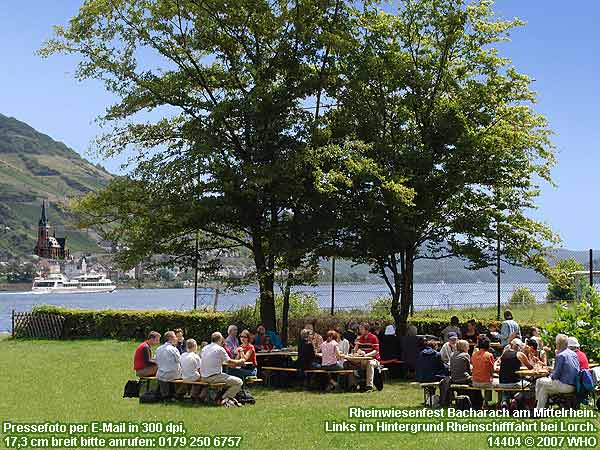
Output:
top-left (0, 113), bottom-right (112, 259)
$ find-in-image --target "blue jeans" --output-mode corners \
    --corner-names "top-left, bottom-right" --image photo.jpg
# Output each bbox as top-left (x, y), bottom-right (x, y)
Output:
top-left (227, 366), bottom-right (257, 379)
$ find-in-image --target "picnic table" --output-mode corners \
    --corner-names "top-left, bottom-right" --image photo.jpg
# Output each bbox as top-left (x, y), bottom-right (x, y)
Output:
top-left (343, 354), bottom-right (374, 362)
top-left (255, 351), bottom-right (298, 357)
top-left (515, 368), bottom-right (550, 378)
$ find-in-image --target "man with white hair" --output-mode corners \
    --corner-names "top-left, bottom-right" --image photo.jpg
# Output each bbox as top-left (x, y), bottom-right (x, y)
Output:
top-left (568, 336), bottom-right (589, 370)
top-left (156, 331), bottom-right (182, 399)
top-left (200, 331), bottom-right (246, 407)
top-left (535, 334), bottom-right (580, 409)
top-left (224, 325), bottom-right (239, 355)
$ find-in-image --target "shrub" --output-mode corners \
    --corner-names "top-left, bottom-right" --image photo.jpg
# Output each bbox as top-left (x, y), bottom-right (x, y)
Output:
top-left (31, 305), bottom-right (232, 341)
top-left (546, 258), bottom-right (585, 302)
top-left (509, 287), bottom-right (537, 306)
top-left (543, 286), bottom-right (600, 361)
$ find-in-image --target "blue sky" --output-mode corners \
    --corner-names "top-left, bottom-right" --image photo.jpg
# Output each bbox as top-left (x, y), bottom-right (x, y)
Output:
top-left (0, 1), bottom-right (598, 250)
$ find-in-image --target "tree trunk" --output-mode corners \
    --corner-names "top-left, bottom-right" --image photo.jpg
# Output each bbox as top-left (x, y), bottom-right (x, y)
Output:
top-left (281, 273), bottom-right (293, 346)
top-left (390, 249), bottom-right (414, 336)
top-left (257, 269), bottom-right (277, 332)
top-left (253, 236), bottom-right (277, 332)
top-left (398, 255), bottom-right (414, 335)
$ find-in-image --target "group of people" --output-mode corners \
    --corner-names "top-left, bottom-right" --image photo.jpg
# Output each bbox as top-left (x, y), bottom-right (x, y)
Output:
top-left (296, 322), bottom-right (382, 392)
top-left (417, 310), bottom-right (591, 410)
top-left (133, 327), bottom-right (261, 408)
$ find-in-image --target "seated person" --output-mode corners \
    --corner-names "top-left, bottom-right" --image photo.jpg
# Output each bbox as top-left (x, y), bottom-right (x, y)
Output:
top-left (262, 335), bottom-right (274, 353)
top-left (254, 325), bottom-right (267, 351)
top-left (133, 331), bottom-right (161, 377)
top-left (525, 338), bottom-right (547, 366)
top-left (336, 328), bottom-right (351, 355)
top-left (174, 328), bottom-right (186, 354)
top-left (227, 329), bottom-right (258, 380)
top-left (530, 327), bottom-right (544, 348)
top-left (180, 339), bottom-right (202, 399)
top-left (449, 340), bottom-right (472, 385)
top-left (224, 325), bottom-right (239, 355)
top-left (568, 337), bottom-right (589, 370)
top-left (156, 331), bottom-right (183, 399)
top-left (416, 340), bottom-right (447, 382)
top-left (297, 328), bottom-right (320, 370)
top-left (350, 323), bottom-right (381, 393)
top-left (343, 320), bottom-right (358, 347)
top-left (441, 316), bottom-right (461, 342)
top-left (463, 319), bottom-right (479, 345)
top-left (471, 336), bottom-right (497, 404)
top-left (535, 334), bottom-right (580, 410)
top-left (487, 323), bottom-right (501, 343)
top-left (304, 323), bottom-right (323, 352)
top-left (321, 330), bottom-right (345, 391)
top-left (200, 332), bottom-right (246, 408)
top-left (440, 332), bottom-right (458, 368)
top-left (380, 325), bottom-right (401, 361)
top-left (321, 330), bottom-right (344, 370)
top-left (496, 338), bottom-right (532, 406)
top-left (500, 310), bottom-right (521, 347)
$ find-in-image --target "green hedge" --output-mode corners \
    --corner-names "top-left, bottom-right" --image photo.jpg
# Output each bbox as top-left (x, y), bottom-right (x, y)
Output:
top-left (31, 306), bottom-right (249, 341)
top-left (28, 305), bottom-right (540, 342)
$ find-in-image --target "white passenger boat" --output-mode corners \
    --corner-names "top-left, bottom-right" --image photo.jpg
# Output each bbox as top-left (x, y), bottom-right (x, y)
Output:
top-left (31, 273), bottom-right (116, 294)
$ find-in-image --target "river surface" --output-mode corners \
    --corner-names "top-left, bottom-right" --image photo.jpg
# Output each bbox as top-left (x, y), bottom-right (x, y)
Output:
top-left (0, 283), bottom-right (551, 332)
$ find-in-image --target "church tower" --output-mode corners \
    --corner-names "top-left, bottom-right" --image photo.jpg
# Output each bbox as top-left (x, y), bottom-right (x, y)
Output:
top-left (33, 200), bottom-right (69, 259)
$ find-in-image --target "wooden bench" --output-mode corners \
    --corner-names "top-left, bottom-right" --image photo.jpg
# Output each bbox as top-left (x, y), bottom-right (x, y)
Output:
top-left (419, 381), bottom-right (528, 408)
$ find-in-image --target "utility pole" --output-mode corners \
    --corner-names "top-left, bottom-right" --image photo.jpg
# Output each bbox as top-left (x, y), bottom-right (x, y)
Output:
top-left (496, 236), bottom-right (501, 321)
top-left (193, 235), bottom-right (199, 310)
top-left (330, 257), bottom-right (336, 315)
top-left (590, 249), bottom-right (594, 287)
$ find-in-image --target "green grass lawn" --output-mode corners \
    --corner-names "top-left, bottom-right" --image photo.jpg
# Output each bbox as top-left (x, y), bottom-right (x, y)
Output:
top-left (1, 338), bottom-right (598, 450)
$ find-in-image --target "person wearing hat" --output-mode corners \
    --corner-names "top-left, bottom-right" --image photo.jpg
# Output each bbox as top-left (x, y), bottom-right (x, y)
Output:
top-left (535, 334), bottom-right (580, 409)
top-left (496, 338), bottom-right (533, 407)
top-left (440, 332), bottom-right (458, 368)
top-left (441, 316), bottom-right (461, 342)
top-left (567, 336), bottom-right (589, 370)
top-left (499, 310), bottom-right (521, 347)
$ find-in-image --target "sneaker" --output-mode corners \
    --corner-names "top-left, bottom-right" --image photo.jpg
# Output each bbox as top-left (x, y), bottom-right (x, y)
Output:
top-left (222, 399), bottom-right (234, 408)
top-left (363, 386), bottom-right (376, 393)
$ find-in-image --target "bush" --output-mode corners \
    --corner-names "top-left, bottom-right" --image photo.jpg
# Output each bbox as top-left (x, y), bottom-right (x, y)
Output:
top-left (31, 305), bottom-right (233, 341)
top-left (26, 304), bottom-right (541, 344)
top-left (543, 286), bottom-right (600, 361)
top-left (546, 258), bottom-right (585, 302)
top-left (509, 287), bottom-right (537, 306)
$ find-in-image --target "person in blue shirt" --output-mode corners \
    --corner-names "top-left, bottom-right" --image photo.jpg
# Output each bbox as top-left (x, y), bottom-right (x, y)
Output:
top-left (535, 334), bottom-right (580, 409)
top-left (499, 310), bottom-right (521, 347)
top-left (416, 340), bottom-right (447, 382)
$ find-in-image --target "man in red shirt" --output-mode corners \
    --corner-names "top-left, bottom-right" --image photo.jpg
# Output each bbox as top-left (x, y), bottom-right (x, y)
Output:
top-left (568, 337), bottom-right (589, 369)
top-left (353, 323), bottom-right (381, 392)
top-left (133, 331), bottom-right (161, 377)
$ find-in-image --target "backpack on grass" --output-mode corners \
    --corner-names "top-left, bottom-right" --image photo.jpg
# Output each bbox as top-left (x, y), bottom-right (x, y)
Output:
top-left (139, 389), bottom-right (162, 404)
top-left (123, 380), bottom-right (140, 398)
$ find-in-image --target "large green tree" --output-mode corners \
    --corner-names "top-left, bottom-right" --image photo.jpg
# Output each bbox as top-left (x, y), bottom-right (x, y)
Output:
top-left (42, 0), bottom-right (350, 330)
top-left (316, 0), bottom-right (558, 333)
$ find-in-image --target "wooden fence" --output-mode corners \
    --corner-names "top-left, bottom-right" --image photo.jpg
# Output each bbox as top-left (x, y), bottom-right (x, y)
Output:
top-left (12, 311), bottom-right (65, 339)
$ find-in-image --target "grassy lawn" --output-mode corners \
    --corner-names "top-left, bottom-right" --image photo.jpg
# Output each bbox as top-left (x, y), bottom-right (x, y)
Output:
top-left (1, 337), bottom-right (597, 450)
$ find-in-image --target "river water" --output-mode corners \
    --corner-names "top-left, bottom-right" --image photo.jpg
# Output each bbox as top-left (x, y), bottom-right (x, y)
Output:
top-left (0, 282), bottom-right (550, 332)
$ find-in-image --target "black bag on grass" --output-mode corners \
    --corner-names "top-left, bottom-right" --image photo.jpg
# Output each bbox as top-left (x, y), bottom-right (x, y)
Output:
top-left (455, 395), bottom-right (472, 410)
top-left (235, 387), bottom-right (256, 405)
top-left (123, 380), bottom-right (140, 398)
top-left (139, 389), bottom-right (162, 404)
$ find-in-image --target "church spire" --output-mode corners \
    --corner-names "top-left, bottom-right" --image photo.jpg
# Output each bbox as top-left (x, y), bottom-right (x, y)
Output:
top-left (39, 200), bottom-right (48, 226)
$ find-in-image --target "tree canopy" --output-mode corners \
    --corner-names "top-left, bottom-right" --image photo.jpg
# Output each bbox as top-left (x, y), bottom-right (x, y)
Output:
top-left (42, 0), bottom-right (557, 333)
